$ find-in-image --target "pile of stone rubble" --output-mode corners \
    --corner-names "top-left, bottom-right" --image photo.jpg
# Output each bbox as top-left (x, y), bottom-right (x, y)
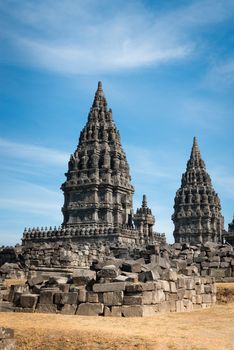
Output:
top-left (9, 256), bottom-right (216, 317)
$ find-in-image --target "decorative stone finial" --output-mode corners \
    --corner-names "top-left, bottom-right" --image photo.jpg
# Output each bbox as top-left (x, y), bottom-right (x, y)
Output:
top-left (142, 194), bottom-right (147, 208)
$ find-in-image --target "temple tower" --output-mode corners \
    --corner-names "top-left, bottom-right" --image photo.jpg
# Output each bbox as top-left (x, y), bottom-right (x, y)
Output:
top-left (172, 137), bottom-right (224, 244)
top-left (61, 82), bottom-right (134, 229)
top-left (134, 195), bottom-right (155, 242)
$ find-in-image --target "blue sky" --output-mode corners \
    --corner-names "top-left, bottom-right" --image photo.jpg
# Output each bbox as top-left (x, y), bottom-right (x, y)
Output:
top-left (0, 0), bottom-right (234, 246)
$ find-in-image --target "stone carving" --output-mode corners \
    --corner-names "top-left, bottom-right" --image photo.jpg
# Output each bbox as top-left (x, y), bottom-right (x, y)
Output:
top-left (172, 137), bottom-right (224, 244)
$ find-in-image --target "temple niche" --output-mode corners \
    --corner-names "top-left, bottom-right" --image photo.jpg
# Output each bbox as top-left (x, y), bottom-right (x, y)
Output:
top-left (172, 137), bottom-right (224, 244)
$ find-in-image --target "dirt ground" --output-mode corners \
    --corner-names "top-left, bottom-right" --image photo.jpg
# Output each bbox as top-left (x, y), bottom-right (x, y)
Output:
top-left (0, 303), bottom-right (234, 350)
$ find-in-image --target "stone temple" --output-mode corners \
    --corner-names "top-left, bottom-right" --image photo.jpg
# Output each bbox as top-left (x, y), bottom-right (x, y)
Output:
top-left (22, 82), bottom-right (165, 250)
top-left (172, 137), bottom-right (224, 244)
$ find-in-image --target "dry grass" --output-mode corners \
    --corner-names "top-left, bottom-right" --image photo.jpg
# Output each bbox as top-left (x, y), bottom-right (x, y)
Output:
top-left (216, 283), bottom-right (234, 290)
top-left (0, 303), bottom-right (234, 350)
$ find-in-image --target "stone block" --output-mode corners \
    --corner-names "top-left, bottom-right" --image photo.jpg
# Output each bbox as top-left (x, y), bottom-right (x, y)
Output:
top-left (114, 275), bottom-right (129, 282)
top-left (202, 294), bottom-right (212, 303)
top-left (123, 295), bottom-right (143, 305)
top-left (58, 284), bottom-right (70, 293)
top-left (121, 260), bottom-right (143, 273)
top-left (36, 304), bottom-right (57, 313)
top-left (125, 283), bottom-right (143, 293)
top-left (185, 278), bottom-right (195, 290)
top-left (93, 282), bottom-right (126, 293)
top-left (39, 289), bottom-right (59, 304)
top-left (78, 289), bottom-right (86, 303)
top-left (139, 267), bottom-right (160, 282)
top-left (85, 292), bottom-right (99, 303)
top-left (60, 304), bottom-right (77, 315)
top-left (152, 290), bottom-right (165, 303)
top-left (121, 272), bottom-right (138, 282)
top-left (176, 300), bottom-right (184, 312)
top-left (54, 292), bottom-right (78, 305)
top-left (167, 293), bottom-right (178, 301)
top-left (209, 268), bottom-right (226, 278)
top-left (177, 276), bottom-right (186, 289)
top-left (103, 291), bottom-right (123, 306)
top-left (76, 303), bottom-right (104, 316)
top-left (9, 285), bottom-right (29, 303)
top-left (27, 276), bottom-right (45, 287)
top-left (177, 288), bottom-right (185, 300)
top-left (121, 305), bottom-right (159, 317)
top-left (170, 282), bottom-right (177, 293)
top-left (181, 266), bottom-right (199, 276)
top-left (97, 265), bottom-right (119, 279)
top-left (73, 269), bottom-right (96, 285)
top-left (183, 300), bottom-right (193, 311)
top-left (121, 305), bottom-right (143, 317)
top-left (195, 284), bottom-right (204, 294)
top-left (196, 294), bottom-right (202, 304)
top-left (160, 280), bottom-right (170, 292)
top-left (111, 306), bottom-right (122, 317)
top-left (158, 301), bottom-right (172, 313)
top-left (184, 290), bottom-right (196, 299)
top-left (204, 285), bottom-right (212, 293)
top-left (162, 269), bottom-right (178, 282)
top-left (142, 291), bottom-right (153, 305)
top-left (20, 294), bottom-right (39, 309)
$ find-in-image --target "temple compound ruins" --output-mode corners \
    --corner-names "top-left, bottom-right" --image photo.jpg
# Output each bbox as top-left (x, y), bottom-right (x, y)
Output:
top-left (0, 82), bottom-right (233, 318)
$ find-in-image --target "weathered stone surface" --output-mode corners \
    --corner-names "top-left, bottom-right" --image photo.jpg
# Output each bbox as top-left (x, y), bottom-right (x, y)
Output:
top-left (93, 282), bottom-right (126, 293)
top-left (9, 284), bottom-right (29, 303)
top-left (123, 295), bottom-right (143, 305)
top-left (36, 304), bottom-right (57, 313)
top-left (20, 294), bottom-right (39, 309)
top-left (121, 259), bottom-right (144, 273)
top-left (76, 303), bottom-right (104, 316)
top-left (60, 304), bottom-right (77, 315)
top-left (72, 269), bottom-right (96, 285)
top-left (27, 276), bottom-right (45, 287)
top-left (39, 289), bottom-right (59, 304)
top-left (97, 265), bottom-right (119, 279)
top-left (103, 291), bottom-right (123, 306)
top-left (54, 292), bottom-right (78, 305)
top-left (86, 292), bottom-right (100, 303)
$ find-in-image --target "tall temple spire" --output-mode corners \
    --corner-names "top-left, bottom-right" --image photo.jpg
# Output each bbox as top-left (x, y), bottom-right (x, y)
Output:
top-left (172, 137), bottom-right (224, 244)
top-left (61, 82), bottom-right (134, 229)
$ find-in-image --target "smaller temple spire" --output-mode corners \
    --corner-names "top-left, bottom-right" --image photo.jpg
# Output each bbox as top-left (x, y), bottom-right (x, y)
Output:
top-left (142, 194), bottom-right (147, 208)
top-left (92, 81), bottom-right (107, 110)
top-left (190, 136), bottom-right (201, 161)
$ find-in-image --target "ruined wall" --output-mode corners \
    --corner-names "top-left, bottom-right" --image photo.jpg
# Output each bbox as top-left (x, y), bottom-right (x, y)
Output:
top-left (169, 242), bottom-right (234, 282)
top-left (11, 266), bottom-right (216, 317)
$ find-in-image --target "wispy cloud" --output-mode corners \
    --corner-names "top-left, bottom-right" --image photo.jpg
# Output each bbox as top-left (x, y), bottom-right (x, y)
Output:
top-left (1, 0), bottom-right (233, 74)
top-left (0, 137), bottom-right (68, 165)
top-left (204, 58), bottom-right (234, 90)
top-left (210, 167), bottom-right (234, 199)
top-left (0, 180), bottom-right (62, 219)
top-left (178, 97), bottom-right (233, 131)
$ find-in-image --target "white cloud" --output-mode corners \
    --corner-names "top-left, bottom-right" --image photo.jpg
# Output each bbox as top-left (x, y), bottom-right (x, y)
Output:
top-left (0, 137), bottom-right (68, 165)
top-left (2, 0), bottom-right (233, 74)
